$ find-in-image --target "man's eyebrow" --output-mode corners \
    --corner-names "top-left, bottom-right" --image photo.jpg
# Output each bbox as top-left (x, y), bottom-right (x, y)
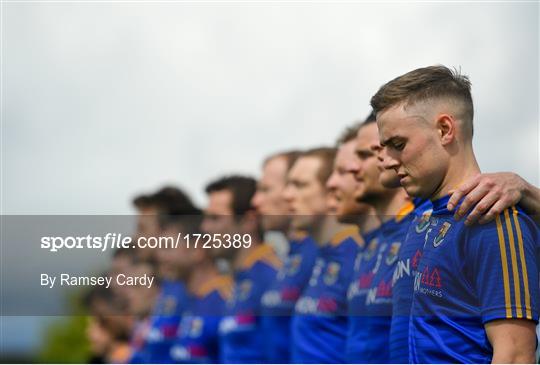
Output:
top-left (380, 137), bottom-right (392, 147)
top-left (381, 135), bottom-right (404, 146)
top-left (355, 147), bottom-right (373, 155)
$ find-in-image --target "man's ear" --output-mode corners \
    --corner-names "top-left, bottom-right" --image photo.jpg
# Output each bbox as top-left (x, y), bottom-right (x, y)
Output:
top-left (436, 113), bottom-right (457, 146)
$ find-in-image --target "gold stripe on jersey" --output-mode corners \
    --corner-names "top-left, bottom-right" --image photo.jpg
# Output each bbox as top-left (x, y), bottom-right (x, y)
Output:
top-left (504, 209), bottom-right (522, 318)
top-left (238, 244), bottom-right (282, 271)
top-left (496, 215), bottom-right (512, 318)
top-left (289, 230), bottom-right (309, 241)
top-left (330, 226), bottom-right (363, 247)
top-left (395, 201), bottom-right (415, 223)
top-left (194, 275), bottom-right (233, 299)
top-left (512, 207), bottom-right (532, 320)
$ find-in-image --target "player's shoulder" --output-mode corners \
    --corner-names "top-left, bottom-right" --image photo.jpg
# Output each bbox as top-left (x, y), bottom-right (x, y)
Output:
top-left (468, 206), bottom-right (536, 232)
top-left (464, 206), bottom-right (538, 251)
top-left (330, 226), bottom-right (364, 248)
top-left (194, 274), bottom-right (233, 302)
top-left (240, 243), bottom-right (283, 272)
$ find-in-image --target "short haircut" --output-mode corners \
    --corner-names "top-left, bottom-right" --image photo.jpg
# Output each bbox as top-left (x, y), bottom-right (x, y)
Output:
top-left (133, 186), bottom-right (199, 215)
top-left (300, 147), bottom-right (337, 186)
top-left (132, 194), bottom-right (153, 209)
top-left (263, 150), bottom-right (302, 172)
top-left (158, 213), bottom-right (202, 234)
top-left (336, 122), bottom-right (361, 146)
top-left (205, 175), bottom-right (257, 215)
top-left (370, 65), bottom-right (474, 136)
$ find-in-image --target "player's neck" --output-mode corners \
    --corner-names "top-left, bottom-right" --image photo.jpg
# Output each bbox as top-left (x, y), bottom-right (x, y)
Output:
top-left (432, 147), bottom-right (480, 200)
top-left (312, 215), bottom-right (354, 246)
top-left (357, 206), bottom-right (381, 234)
top-left (373, 188), bottom-right (410, 222)
top-left (187, 260), bottom-right (220, 294)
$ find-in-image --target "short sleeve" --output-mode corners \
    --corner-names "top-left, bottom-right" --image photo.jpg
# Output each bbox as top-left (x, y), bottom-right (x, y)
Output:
top-left (467, 208), bottom-right (539, 324)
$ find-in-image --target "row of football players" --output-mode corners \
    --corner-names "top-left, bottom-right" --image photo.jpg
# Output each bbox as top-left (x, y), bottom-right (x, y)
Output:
top-left (85, 65), bottom-right (539, 364)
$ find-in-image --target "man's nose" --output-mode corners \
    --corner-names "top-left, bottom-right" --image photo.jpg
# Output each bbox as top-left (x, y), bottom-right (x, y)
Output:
top-left (326, 173), bottom-right (338, 190)
top-left (382, 155), bottom-right (400, 170)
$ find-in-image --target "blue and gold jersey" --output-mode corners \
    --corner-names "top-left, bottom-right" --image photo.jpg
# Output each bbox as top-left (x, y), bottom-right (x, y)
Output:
top-left (260, 233), bottom-right (319, 363)
top-left (219, 244), bottom-right (281, 364)
top-left (130, 280), bottom-right (188, 363)
top-left (410, 195), bottom-right (539, 363)
top-left (345, 227), bottom-right (381, 363)
top-left (291, 227), bottom-right (362, 364)
top-left (170, 275), bottom-right (232, 364)
top-left (129, 318), bottom-right (152, 364)
top-left (346, 202), bottom-right (414, 364)
top-left (389, 198), bottom-right (432, 363)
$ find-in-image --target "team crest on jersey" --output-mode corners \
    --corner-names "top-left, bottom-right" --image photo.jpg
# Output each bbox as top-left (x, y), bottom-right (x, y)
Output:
top-left (188, 317), bottom-right (204, 338)
top-left (278, 254), bottom-right (302, 280)
top-left (363, 238), bottom-right (379, 260)
top-left (237, 280), bottom-right (253, 301)
top-left (287, 254), bottom-right (302, 276)
top-left (323, 262), bottom-right (341, 285)
top-left (415, 209), bottom-right (433, 233)
top-left (433, 222), bottom-right (452, 247)
top-left (385, 242), bottom-right (401, 265)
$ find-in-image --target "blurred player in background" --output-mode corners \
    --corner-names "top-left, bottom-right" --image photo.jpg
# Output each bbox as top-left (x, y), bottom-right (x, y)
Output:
top-left (126, 259), bottom-right (161, 363)
top-left (345, 116), bottom-right (414, 363)
top-left (251, 150), bottom-right (301, 238)
top-left (132, 187), bottom-right (198, 261)
top-left (287, 147), bottom-right (362, 363)
top-left (169, 230), bottom-right (232, 363)
top-left (109, 247), bottom-right (137, 300)
top-left (85, 286), bottom-right (133, 364)
top-left (254, 150), bottom-right (319, 363)
top-left (374, 65), bottom-right (539, 363)
top-left (326, 120), bottom-right (380, 234)
top-left (201, 175), bottom-right (282, 363)
top-left (130, 187), bottom-right (201, 363)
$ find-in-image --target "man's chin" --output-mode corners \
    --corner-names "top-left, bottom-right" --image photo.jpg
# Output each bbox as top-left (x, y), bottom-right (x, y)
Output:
top-left (290, 216), bottom-right (316, 231)
top-left (380, 176), bottom-right (401, 189)
top-left (336, 213), bottom-right (357, 225)
top-left (261, 216), bottom-right (288, 232)
top-left (403, 184), bottom-right (427, 198)
top-left (353, 190), bottom-right (366, 203)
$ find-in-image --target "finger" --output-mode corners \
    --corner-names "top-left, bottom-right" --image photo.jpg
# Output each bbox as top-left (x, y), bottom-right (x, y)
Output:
top-left (478, 200), bottom-right (508, 224)
top-left (454, 183), bottom-right (491, 221)
top-left (464, 192), bottom-right (499, 226)
top-left (447, 174), bottom-right (481, 211)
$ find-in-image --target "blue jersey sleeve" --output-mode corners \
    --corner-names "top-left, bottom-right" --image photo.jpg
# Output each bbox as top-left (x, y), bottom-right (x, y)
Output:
top-left (467, 208), bottom-right (539, 324)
